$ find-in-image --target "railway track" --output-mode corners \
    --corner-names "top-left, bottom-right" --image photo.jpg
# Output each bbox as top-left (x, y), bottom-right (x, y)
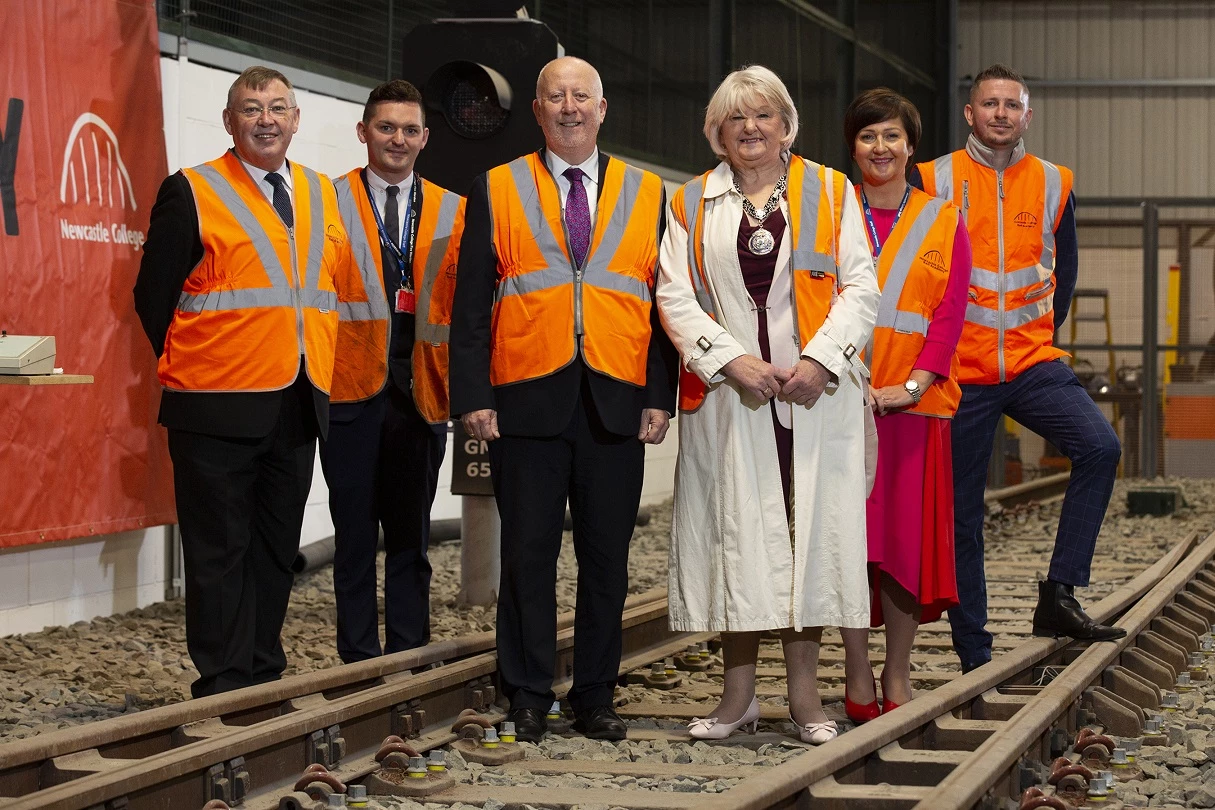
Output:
top-left (4, 474), bottom-right (1212, 810)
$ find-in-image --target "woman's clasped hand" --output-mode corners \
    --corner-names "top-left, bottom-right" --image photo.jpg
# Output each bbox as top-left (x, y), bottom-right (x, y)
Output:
top-left (868, 383), bottom-right (917, 415)
top-left (721, 355), bottom-right (833, 407)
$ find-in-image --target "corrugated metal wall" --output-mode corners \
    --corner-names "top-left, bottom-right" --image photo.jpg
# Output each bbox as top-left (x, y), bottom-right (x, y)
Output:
top-left (957, 1), bottom-right (1215, 198)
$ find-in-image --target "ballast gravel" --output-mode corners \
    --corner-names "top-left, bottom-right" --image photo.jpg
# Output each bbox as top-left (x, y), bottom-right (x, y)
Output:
top-left (0, 475), bottom-right (1212, 757)
top-left (1102, 668), bottom-right (1215, 809)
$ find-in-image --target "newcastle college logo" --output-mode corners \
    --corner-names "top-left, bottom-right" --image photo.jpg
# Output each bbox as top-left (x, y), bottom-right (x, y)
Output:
top-left (919, 250), bottom-right (947, 274)
top-left (1014, 211), bottom-right (1038, 229)
top-left (57, 112), bottom-right (145, 250)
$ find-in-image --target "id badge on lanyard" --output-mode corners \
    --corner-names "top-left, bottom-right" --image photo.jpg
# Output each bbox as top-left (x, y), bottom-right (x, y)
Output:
top-left (366, 173), bottom-right (420, 314)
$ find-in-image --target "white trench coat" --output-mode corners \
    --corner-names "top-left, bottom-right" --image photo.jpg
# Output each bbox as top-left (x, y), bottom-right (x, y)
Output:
top-left (656, 159), bottom-right (880, 632)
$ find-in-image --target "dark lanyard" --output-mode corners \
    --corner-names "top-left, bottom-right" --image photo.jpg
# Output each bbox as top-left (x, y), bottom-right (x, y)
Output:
top-left (860, 185), bottom-right (911, 258)
top-left (363, 170), bottom-right (420, 291)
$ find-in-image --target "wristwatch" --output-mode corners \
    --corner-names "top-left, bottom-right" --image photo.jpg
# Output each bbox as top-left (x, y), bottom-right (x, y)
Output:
top-left (903, 379), bottom-right (922, 404)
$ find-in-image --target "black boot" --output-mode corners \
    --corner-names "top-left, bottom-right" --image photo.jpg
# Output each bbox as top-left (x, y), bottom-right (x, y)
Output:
top-left (1032, 580), bottom-right (1127, 641)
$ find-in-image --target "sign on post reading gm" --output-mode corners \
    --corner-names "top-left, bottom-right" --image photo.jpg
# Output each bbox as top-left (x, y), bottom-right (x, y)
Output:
top-left (450, 420), bottom-right (495, 496)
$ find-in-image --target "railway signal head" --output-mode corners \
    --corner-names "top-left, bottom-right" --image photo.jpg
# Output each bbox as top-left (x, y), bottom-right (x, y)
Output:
top-left (400, 10), bottom-right (561, 196)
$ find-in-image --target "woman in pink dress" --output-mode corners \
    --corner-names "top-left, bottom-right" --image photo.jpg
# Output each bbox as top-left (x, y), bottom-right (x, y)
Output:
top-left (839, 88), bottom-right (972, 720)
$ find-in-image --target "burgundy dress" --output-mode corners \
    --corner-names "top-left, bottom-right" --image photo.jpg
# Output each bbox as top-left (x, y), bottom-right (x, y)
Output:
top-left (737, 208), bottom-right (792, 508)
top-left (864, 205), bottom-right (971, 626)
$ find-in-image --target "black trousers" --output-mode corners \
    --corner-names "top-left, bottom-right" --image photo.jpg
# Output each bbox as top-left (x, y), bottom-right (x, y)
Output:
top-left (489, 389), bottom-right (645, 713)
top-left (320, 385), bottom-right (446, 662)
top-left (168, 376), bottom-right (317, 698)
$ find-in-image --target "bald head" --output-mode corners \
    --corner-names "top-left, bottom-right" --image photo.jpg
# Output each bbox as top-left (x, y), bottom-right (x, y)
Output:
top-left (536, 56), bottom-right (603, 101)
top-left (532, 56), bottom-right (607, 165)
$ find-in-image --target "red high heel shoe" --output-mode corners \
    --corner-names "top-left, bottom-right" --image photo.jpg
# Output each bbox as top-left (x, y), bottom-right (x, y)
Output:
top-left (880, 675), bottom-right (908, 714)
top-left (845, 678), bottom-right (880, 724)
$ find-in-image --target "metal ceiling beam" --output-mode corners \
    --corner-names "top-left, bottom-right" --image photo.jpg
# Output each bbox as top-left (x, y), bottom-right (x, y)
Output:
top-left (959, 77), bottom-right (1215, 89)
top-left (771, 0), bottom-right (936, 89)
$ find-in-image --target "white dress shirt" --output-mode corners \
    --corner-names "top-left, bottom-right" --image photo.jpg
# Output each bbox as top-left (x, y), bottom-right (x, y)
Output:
top-left (239, 157), bottom-right (292, 207)
top-left (546, 149), bottom-right (599, 221)
top-left (365, 167), bottom-right (415, 246)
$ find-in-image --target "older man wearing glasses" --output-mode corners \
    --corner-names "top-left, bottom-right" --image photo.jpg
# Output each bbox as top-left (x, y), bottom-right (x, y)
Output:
top-left (135, 66), bottom-right (351, 698)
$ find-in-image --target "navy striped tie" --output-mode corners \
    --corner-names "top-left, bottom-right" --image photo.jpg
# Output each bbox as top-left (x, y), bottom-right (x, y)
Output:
top-left (264, 172), bottom-right (294, 228)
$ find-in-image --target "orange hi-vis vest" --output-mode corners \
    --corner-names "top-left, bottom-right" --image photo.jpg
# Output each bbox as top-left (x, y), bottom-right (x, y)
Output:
top-left (670, 156), bottom-right (849, 413)
top-left (486, 152), bottom-right (664, 387)
top-left (918, 149), bottom-right (1073, 384)
top-left (164, 152), bottom-right (342, 394)
top-left (858, 185), bottom-right (962, 418)
top-left (331, 170), bottom-right (465, 421)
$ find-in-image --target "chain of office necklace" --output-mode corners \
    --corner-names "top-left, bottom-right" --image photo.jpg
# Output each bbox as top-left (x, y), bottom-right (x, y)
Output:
top-left (735, 172), bottom-right (788, 256)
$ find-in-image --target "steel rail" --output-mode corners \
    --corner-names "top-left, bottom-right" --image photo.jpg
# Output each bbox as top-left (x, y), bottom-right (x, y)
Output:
top-left (0, 590), bottom-right (673, 809)
top-left (0, 519), bottom-right (1187, 809)
top-left (0, 587), bottom-right (662, 776)
top-left (920, 527), bottom-right (1215, 810)
top-left (985, 471), bottom-right (1071, 509)
top-left (699, 530), bottom-right (1201, 810)
top-left (2, 653), bottom-right (503, 810)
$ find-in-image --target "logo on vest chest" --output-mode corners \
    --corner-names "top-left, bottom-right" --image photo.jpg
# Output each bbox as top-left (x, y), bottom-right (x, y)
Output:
top-left (919, 250), bottom-right (947, 274)
top-left (1014, 212), bottom-right (1038, 228)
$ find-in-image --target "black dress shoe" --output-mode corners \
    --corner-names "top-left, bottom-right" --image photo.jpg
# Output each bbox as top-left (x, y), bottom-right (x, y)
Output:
top-left (960, 658), bottom-right (989, 674)
top-left (572, 705), bottom-right (628, 741)
top-left (504, 707), bottom-right (548, 743)
top-left (1032, 580), bottom-right (1127, 641)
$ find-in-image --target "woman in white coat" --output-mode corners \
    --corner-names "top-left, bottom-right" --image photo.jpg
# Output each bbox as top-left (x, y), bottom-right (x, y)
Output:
top-left (656, 65), bottom-right (879, 745)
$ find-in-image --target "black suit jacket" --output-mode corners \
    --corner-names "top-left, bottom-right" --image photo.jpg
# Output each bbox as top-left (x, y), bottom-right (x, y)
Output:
top-left (133, 170), bottom-right (329, 439)
top-left (449, 151), bottom-right (678, 438)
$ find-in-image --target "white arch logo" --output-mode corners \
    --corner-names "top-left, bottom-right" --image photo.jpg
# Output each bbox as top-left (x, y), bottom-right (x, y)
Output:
top-left (58, 113), bottom-right (137, 211)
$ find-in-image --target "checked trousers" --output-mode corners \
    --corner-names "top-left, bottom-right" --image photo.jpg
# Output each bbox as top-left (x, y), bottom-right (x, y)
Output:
top-left (947, 359), bottom-right (1121, 670)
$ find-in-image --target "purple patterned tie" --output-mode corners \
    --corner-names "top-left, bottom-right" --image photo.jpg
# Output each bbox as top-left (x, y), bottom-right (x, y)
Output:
top-left (563, 167), bottom-right (591, 267)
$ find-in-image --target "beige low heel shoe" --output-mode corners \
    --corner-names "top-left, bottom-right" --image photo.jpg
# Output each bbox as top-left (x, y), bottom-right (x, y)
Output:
top-left (687, 696), bottom-right (760, 740)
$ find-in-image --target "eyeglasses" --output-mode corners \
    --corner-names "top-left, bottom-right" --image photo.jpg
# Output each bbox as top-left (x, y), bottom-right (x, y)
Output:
top-left (231, 104), bottom-right (297, 120)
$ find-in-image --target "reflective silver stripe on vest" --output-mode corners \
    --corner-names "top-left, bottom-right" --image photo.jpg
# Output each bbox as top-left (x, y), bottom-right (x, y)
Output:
top-left (932, 154), bottom-right (953, 200)
top-left (495, 265), bottom-right (571, 301)
top-left (581, 164), bottom-right (652, 304)
top-left (790, 163), bottom-right (837, 278)
top-left (417, 322), bottom-right (450, 344)
top-left (1040, 159), bottom-right (1063, 272)
top-left (967, 292), bottom-right (1052, 330)
top-left (333, 175), bottom-right (392, 324)
top-left (177, 287), bottom-right (295, 313)
top-left (970, 264), bottom-right (1040, 292)
top-left (177, 286), bottom-right (338, 313)
top-left (300, 288), bottom-right (339, 310)
top-left (681, 176), bottom-right (714, 315)
top-left (416, 186), bottom-right (460, 345)
top-left (872, 196), bottom-right (947, 337)
top-left (300, 167), bottom-right (325, 290)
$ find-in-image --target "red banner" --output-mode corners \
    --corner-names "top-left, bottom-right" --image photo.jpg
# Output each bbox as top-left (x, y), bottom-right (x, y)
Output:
top-left (0, 0), bottom-right (175, 547)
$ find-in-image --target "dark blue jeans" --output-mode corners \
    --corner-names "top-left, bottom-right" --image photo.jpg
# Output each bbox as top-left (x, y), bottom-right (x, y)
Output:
top-left (948, 359), bottom-right (1121, 670)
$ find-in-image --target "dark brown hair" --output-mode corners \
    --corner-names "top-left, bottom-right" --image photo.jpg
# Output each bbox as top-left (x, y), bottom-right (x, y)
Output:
top-left (363, 79), bottom-right (425, 125)
top-left (970, 64), bottom-right (1028, 102)
top-left (843, 87), bottom-right (922, 155)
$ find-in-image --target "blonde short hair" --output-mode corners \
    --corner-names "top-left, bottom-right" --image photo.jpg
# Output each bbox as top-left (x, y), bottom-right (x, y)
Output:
top-left (703, 65), bottom-right (799, 162)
